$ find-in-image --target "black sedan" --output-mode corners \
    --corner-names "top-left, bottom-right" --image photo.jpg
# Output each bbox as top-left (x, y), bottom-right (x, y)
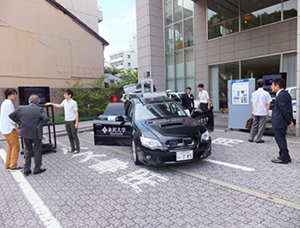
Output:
top-left (93, 96), bottom-right (211, 166)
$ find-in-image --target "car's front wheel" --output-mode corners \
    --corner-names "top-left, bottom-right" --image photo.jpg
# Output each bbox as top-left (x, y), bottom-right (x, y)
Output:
top-left (132, 138), bottom-right (142, 165)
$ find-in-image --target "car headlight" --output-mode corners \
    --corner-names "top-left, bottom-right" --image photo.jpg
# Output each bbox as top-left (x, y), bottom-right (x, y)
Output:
top-left (140, 137), bottom-right (163, 149)
top-left (201, 130), bottom-right (210, 141)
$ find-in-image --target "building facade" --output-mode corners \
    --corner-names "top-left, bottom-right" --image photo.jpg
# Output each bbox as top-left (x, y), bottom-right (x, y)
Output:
top-left (136, 0), bottom-right (300, 135)
top-left (0, 0), bottom-right (108, 108)
top-left (56, 0), bottom-right (103, 32)
top-left (108, 35), bottom-right (138, 71)
top-left (108, 50), bottom-right (138, 71)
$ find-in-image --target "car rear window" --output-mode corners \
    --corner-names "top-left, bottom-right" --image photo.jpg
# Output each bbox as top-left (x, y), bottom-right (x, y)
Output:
top-left (103, 103), bottom-right (125, 115)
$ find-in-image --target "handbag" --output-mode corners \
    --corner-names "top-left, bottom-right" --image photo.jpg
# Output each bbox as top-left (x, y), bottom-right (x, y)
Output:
top-left (245, 117), bottom-right (253, 129)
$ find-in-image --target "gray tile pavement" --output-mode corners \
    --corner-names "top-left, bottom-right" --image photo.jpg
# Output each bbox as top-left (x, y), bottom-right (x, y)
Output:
top-left (0, 113), bottom-right (299, 227)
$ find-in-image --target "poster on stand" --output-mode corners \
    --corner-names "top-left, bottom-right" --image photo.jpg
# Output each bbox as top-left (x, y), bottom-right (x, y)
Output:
top-left (231, 79), bottom-right (249, 105)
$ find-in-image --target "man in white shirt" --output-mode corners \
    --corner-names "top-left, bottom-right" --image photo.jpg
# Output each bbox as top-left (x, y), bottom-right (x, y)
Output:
top-left (46, 89), bottom-right (80, 153)
top-left (197, 83), bottom-right (211, 111)
top-left (0, 88), bottom-right (22, 170)
top-left (248, 79), bottom-right (272, 143)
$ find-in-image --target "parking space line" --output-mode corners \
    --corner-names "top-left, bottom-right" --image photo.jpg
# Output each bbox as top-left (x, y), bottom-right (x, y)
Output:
top-left (0, 149), bottom-right (61, 228)
top-left (78, 136), bottom-right (300, 211)
top-left (204, 159), bottom-right (255, 172)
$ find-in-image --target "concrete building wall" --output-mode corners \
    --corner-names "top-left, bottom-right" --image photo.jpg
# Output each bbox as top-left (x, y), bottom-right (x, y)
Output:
top-left (136, 0), bottom-right (165, 91)
top-left (56, 0), bottom-right (99, 32)
top-left (0, 0), bottom-right (105, 111)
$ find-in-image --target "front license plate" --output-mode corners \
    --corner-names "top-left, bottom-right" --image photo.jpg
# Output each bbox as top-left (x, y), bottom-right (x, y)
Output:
top-left (176, 150), bottom-right (193, 161)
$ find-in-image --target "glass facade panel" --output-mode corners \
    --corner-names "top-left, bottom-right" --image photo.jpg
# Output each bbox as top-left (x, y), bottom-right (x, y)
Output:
top-left (165, 26), bottom-right (174, 52)
top-left (210, 62), bottom-right (239, 110)
top-left (208, 0), bottom-right (297, 39)
top-left (174, 0), bottom-right (183, 23)
top-left (183, 0), bottom-right (193, 18)
top-left (165, 0), bottom-right (194, 92)
top-left (175, 51), bottom-right (184, 78)
top-left (207, 0), bottom-right (239, 39)
top-left (174, 22), bottom-right (183, 50)
top-left (283, 0), bottom-right (298, 20)
top-left (241, 0), bottom-right (281, 31)
top-left (185, 77), bottom-right (195, 93)
top-left (166, 53), bottom-right (174, 79)
top-left (167, 79), bottom-right (175, 91)
top-left (184, 18), bottom-right (193, 47)
top-left (241, 55), bottom-right (280, 79)
top-left (283, 52), bottom-right (297, 87)
top-left (164, 0), bottom-right (173, 26)
top-left (185, 48), bottom-right (194, 76)
top-left (176, 78), bottom-right (185, 92)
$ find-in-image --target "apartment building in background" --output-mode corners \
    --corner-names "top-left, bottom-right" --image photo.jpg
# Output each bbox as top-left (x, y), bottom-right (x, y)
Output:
top-left (108, 35), bottom-right (138, 71)
top-left (0, 0), bottom-right (108, 107)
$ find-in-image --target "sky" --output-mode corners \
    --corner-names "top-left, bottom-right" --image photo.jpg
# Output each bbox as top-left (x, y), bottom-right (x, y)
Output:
top-left (97, 0), bottom-right (137, 60)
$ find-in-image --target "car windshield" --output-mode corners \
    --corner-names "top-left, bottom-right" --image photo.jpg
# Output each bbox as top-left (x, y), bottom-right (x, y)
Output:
top-left (134, 102), bottom-right (186, 121)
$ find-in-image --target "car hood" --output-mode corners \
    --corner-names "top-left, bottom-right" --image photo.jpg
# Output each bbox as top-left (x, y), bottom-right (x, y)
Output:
top-left (138, 117), bottom-right (205, 138)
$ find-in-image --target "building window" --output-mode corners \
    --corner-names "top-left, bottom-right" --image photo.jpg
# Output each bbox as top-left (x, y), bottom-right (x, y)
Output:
top-left (128, 62), bottom-right (131, 67)
top-left (164, 0), bottom-right (194, 92)
top-left (165, 0), bottom-right (173, 25)
top-left (184, 18), bottom-right (193, 47)
top-left (208, 0), bottom-right (298, 39)
top-left (241, 0), bottom-right (281, 31)
top-left (165, 26), bottom-right (174, 52)
top-left (128, 55), bottom-right (130, 59)
top-left (283, 0), bottom-right (298, 20)
top-left (207, 0), bottom-right (239, 39)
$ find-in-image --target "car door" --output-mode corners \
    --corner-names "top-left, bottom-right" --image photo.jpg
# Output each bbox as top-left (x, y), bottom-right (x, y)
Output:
top-left (93, 102), bottom-right (133, 146)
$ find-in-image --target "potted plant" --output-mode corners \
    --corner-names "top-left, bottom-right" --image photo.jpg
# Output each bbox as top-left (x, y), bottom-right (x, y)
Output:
top-left (220, 108), bottom-right (228, 114)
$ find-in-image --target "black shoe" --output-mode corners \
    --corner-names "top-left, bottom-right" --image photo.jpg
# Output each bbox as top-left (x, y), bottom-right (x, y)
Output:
top-left (248, 139), bottom-right (253, 142)
top-left (277, 157), bottom-right (291, 162)
top-left (256, 140), bottom-right (265, 143)
top-left (74, 150), bottom-right (80, 154)
top-left (67, 150), bottom-right (74, 153)
top-left (33, 168), bottom-right (46, 175)
top-left (271, 159), bottom-right (289, 164)
top-left (24, 170), bottom-right (32, 176)
top-left (10, 167), bottom-right (23, 171)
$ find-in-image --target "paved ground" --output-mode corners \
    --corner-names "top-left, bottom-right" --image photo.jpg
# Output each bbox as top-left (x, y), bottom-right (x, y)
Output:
top-left (0, 113), bottom-right (299, 227)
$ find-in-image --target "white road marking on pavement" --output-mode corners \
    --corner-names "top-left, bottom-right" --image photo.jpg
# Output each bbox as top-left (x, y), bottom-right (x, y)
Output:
top-left (89, 158), bottom-right (129, 174)
top-left (57, 141), bottom-right (70, 150)
top-left (117, 169), bottom-right (168, 193)
top-left (0, 149), bottom-right (61, 228)
top-left (212, 137), bottom-right (243, 147)
top-left (72, 151), bottom-right (106, 162)
top-left (205, 159), bottom-right (255, 172)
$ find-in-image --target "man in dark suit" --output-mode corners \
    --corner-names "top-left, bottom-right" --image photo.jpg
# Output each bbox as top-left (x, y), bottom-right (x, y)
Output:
top-left (182, 87), bottom-right (194, 114)
top-left (9, 95), bottom-right (49, 175)
top-left (271, 78), bottom-right (294, 164)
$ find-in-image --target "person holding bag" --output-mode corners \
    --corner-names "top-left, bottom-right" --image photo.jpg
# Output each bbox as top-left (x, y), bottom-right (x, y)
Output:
top-left (248, 79), bottom-right (272, 143)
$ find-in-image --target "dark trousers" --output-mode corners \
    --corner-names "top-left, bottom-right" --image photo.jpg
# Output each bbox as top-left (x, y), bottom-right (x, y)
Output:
top-left (200, 103), bottom-right (208, 111)
top-left (65, 120), bottom-right (80, 152)
top-left (274, 128), bottom-right (290, 162)
top-left (24, 138), bottom-right (42, 173)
